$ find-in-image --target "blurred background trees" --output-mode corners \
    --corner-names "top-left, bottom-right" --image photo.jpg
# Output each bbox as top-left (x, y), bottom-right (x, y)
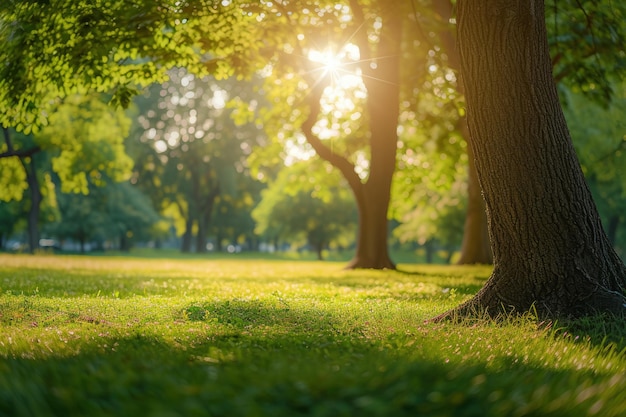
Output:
top-left (0, 0), bottom-right (624, 263)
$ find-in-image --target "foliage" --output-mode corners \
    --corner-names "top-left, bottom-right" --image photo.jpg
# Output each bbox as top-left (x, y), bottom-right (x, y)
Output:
top-left (44, 181), bottom-right (160, 250)
top-left (547, 0), bottom-right (626, 103)
top-left (252, 161), bottom-right (357, 256)
top-left (564, 83), bottom-right (626, 256)
top-left (0, 129), bottom-right (37, 202)
top-left (1, 95), bottom-right (133, 201)
top-left (38, 95), bottom-right (133, 194)
top-left (0, 0), bottom-right (239, 130)
top-left (1, 254), bottom-right (626, 416)
top-left (0, 201), bottom-right (24, 246)
top-left (130, 69), bottom-right (266, 251)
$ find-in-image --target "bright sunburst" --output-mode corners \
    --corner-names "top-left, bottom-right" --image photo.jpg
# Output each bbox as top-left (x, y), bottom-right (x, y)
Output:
top-left (308, 49), bottom-right (342, 74)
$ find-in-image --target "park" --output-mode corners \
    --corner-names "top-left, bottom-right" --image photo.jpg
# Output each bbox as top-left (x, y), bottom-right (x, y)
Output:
top-left (1, 0), bottom-right (626, 415)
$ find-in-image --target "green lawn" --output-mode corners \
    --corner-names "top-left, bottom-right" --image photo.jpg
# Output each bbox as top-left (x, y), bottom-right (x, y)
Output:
top-left (1, 253), bottom-right (625, 416)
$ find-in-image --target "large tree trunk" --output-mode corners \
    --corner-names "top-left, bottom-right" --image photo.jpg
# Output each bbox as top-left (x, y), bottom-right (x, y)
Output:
top-left (347, 183), bottom-right (395, 269)
top-left (456, 142), bottom-right (492, 264)
top-left (347, 4), bottom-right (400, 270)
top-left (439, 0), bottom-right (626, 319)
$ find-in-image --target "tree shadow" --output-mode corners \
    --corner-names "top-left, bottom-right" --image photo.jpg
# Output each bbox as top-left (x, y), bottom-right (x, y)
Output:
top-left (2, 321), bottom-right (625, 417)
top-left (546, 314), bottom-right (626, 352)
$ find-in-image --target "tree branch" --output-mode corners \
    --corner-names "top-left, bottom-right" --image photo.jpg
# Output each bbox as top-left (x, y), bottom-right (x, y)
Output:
top-left (0, 146), bottom-right (41, 159)
top-left (300, 81), bottom-right (362, 191)
top-left (1, 126), bottom-right (41, 159)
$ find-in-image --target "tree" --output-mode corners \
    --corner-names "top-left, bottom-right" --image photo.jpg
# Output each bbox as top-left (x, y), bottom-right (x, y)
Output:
top-left (225, 1), bottom-right (407, 269)
top-left (209, 172), bottom-right (264, 252)
top-left (253, 161), bottom-right (357, 260)
top-left (563, 84), bottom-right (626, 259)
top-left (417, 0), bottom-right (626, 265)
top-left (437, 0), bottom-right (626, 319)
top-left (0, 200), bottom-right (22, 249)
top-left (0, 95), bottom-right (133, 252)
top-left (46, 181), bottom-right (159, 252)
top-left (132, 69), bottom-right (265, 253)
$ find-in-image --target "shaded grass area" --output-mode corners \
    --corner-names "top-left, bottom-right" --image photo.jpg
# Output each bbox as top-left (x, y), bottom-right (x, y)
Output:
top-left (1, 254), bottom-right (626, 416)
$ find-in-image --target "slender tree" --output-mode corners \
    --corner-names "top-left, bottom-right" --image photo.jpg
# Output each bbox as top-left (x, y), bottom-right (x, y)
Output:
top-left (437, 0), bottom-right (626, 319)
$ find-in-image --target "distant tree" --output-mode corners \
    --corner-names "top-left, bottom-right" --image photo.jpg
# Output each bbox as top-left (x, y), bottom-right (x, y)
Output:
top-left (253, 161), bottom-right (357, 260)
top-left (0, 95), bottom-right (133, 252)
top-left (0, 201), bottom-right (22, 249)
top-left (45, 191), bottom-right (106, 253)
top-left (564, 84), bottom-right (626, 258)
top-left (132, 70), bottom-right (265, 253)
top-left (210, 172), bottom-right (264, 252)
top-left (394, 178), bottom-right (466, 264)
top-left (46, 181), bottom-right (160, 252)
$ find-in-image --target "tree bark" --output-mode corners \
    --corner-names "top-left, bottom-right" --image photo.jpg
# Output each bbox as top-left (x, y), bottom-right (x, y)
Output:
top-left (438, 0), bottom-right (626, 319)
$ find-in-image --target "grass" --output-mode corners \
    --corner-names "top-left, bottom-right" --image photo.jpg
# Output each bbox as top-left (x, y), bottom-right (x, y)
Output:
top-left (1, 253), bottom-right (626, 417)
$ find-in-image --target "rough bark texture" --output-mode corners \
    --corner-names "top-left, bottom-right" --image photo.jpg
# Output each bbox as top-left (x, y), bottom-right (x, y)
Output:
top-left (440, 0), bottom-right (626, 319)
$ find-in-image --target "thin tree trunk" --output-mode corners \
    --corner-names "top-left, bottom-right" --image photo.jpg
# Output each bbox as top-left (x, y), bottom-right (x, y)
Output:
top-left (606, 215), bottom-right (619, 246)
top-left (437, 0), bottom-right (626, 319)
top-left (315, 243), bottom-right (324, 261)
top-left (196, 216), bottom-right (207, 254)
top-left (456, 142), bottom-right (493, 264)
top-left (424, 240), bottom-right (434, 264)
top-left (20, 156), bottom-right (41, 254)
top-left (428, 3), bottom-right (492, 266)
top-left (195, 185), bottom-right (218, 254)
top-left (181, 218), bottom-right (193, 253)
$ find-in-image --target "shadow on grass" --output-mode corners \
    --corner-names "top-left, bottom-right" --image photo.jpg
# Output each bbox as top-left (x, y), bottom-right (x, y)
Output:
top-left (547, 314), bottom-right (626, 352)
top-left (2, 328), bottom-right (625, 417)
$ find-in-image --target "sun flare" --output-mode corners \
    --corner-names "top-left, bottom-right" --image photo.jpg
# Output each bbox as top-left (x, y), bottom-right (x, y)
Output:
top-left (308, 49), bottom-right (342, 74)
top-left (307, 44), bottom-right (362, 90)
